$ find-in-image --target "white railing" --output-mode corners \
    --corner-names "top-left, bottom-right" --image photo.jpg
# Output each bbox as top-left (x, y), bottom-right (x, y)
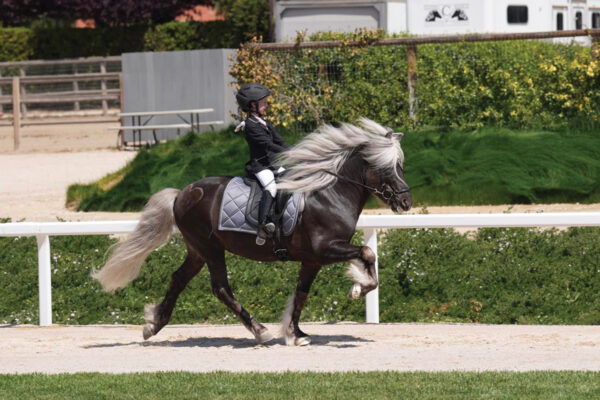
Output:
top-left (2, 212), bottom-right (600, 326)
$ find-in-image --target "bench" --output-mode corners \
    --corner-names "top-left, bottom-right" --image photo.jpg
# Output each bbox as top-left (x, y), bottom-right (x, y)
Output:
top-left (111, 108), bottom-right (223, 149)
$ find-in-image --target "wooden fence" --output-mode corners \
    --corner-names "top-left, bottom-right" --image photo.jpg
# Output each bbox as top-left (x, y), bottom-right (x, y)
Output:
top-left (0, 56), bottom-right (122, 150)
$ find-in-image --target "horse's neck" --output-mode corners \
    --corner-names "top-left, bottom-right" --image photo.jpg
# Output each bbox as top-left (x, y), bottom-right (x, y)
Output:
top-left (323, 154), bottom-right (370, 221)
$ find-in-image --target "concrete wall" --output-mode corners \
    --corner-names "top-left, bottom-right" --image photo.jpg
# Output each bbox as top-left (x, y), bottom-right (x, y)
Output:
top-left (121, 48), bottom-right (236, 143)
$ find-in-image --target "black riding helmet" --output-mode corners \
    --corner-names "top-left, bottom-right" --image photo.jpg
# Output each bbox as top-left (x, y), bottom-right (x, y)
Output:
top-left (236, 83), bottom-right (272, 113)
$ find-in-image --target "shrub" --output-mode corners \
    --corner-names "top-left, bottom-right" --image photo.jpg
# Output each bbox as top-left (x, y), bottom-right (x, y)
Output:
top-left (230, 30), bottom-right (600, 131)
top-left (0, 28), bottom-right (34, 61)
top-left (143, 21), bottom-right (239, 51)
top-left (378, 227), bottom-right (600, 324)
top-left (2, 227), bottom-right (600, 325)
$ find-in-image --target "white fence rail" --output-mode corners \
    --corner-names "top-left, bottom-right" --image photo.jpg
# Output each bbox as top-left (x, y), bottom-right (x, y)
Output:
top-left (2, 212), bottom-right (600, 326)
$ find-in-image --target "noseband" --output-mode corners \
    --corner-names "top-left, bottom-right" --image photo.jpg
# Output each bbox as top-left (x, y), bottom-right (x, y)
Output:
top-left (321, 170), bottom-right (410, 199)
top-left (379, 183), bottom-right (411, 200)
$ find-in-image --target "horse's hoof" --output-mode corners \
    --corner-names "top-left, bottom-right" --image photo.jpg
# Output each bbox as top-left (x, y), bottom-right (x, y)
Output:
top-left (142, 324), bottom-right (155, 340)
top-left (284, 334), bottom-right (311, 346)
top-left (295, 336), bottom-right (311, 346)
top-left (348, 283), bottom-right (362, 299)
top-left (255, 329), bottom-right (273, 344)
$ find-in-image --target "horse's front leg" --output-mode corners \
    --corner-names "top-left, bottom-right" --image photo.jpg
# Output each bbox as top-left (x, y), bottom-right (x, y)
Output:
top-left (281, 262), bottom-right (320, 346)
top-left (325, 240), bottom-right (378, 300)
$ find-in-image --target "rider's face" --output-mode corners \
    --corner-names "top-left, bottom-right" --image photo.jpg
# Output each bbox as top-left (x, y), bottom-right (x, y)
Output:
top-left (257, 97), bottom-right (269, 114)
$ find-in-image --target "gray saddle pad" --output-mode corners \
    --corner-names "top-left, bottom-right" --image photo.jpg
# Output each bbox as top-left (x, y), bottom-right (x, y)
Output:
top-left (218, 177), bottom-right (303, 236)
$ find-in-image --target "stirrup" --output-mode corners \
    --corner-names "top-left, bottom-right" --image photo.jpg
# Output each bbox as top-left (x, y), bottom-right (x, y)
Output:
top-left (263, 222), bottom-right (275, 234)
top-left (256, 222), bottom-right (275, 246)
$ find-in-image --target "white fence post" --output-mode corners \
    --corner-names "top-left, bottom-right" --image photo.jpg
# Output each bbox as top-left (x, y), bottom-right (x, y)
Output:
top-left (364, 228), bottom-right (379, 323)
top-left (36, 235), bottom-right (52, 326)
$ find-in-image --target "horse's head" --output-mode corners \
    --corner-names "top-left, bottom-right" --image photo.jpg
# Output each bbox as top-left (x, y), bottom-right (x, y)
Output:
top-left (364, 129), bottom-right (412, 212)
top-left (276, 118), bottom-right (413, 213)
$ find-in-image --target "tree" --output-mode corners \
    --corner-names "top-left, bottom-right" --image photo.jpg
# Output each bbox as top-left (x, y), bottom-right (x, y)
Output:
top-left (76, 0), bottom-right (208, 27)
top-left (214, 0), bottom-right (270, 42)
top-left (0, 0), bottom-right (210, 27)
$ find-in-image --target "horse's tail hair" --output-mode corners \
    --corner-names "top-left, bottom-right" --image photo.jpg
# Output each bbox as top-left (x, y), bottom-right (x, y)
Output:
top-left (91, 188), bottom-right (180, 293)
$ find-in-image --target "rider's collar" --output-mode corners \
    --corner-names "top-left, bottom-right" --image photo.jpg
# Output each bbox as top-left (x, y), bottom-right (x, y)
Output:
top-left (250, 114), bottom-right (267, 127)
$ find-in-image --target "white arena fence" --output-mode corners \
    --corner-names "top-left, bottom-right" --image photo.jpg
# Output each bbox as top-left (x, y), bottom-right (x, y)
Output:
top-left (2, 212), bottom-right (600, 326)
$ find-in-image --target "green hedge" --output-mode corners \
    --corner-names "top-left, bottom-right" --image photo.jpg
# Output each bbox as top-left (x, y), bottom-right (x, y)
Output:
top-left (0, 21), bottom-right (239, 61)
top-left (32, 26), bottom-right (148, 59)
top-left (0, 28), bottom-right (34, 61)
top-left (2, 227), bottom-right (600, 325)
top-left (143, 21), bottom-right (238, 51)
top-left (231, 30), bottom-right (600, 131)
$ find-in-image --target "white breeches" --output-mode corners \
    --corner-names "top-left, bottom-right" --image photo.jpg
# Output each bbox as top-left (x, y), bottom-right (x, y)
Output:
top-left (256, 167), bottom-right (284, 197)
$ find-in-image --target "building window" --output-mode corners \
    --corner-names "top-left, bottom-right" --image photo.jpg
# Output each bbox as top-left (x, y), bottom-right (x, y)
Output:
top-left (592, 12), bottom-right (600, 28)
top-left (556, 12), bottom-right (564, 30)
top-left (575, 11), bottom-right (583, 29)
top-left (507, 6), bottom-right (528, 24)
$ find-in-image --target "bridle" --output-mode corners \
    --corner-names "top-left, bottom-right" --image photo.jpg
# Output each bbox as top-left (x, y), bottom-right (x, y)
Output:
top-left (321, 169), bottom-right (410, 200)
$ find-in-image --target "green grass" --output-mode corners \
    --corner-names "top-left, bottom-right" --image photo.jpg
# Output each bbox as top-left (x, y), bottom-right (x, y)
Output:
top-left (2, 227), bottom-right (600, 326)
top-left (404, 127), bottom-right (600, 205)
top-left (67, 125), bottom-right (600, 212)
top-left (1, 371), bottom-right (599, 399)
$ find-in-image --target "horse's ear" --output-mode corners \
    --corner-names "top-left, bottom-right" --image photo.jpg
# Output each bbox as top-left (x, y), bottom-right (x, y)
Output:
top-left (386, 128), bottom-right (404, 140)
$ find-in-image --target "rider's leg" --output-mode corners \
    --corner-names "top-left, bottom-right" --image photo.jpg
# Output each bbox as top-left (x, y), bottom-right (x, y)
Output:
top-left (255, 169), bottom-right (277, 246)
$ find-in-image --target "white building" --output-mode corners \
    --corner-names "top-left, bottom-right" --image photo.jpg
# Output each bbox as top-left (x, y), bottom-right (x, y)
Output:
top-left (275, 0), bottom-right (600, 41)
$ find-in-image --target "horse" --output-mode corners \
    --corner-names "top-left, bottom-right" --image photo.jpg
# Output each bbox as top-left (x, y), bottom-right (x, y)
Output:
top-left (92, 118), bottom-right (412, 346)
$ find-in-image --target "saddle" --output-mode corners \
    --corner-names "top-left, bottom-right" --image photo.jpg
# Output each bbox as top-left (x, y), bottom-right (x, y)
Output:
top-left (218, 177), bottom-right (304, 259)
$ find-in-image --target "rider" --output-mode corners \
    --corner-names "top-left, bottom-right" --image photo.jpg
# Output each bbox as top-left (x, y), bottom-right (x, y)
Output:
top-left (235, 83), bottom-right (291, 246)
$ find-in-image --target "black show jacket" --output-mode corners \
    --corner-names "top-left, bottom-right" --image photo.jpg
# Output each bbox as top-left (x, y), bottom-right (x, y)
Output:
top-left (243, 117), bottom-right (291, 175)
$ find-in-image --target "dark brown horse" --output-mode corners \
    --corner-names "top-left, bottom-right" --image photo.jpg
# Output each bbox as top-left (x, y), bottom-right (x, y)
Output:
top-left (93, 118), bottom-right (412, 346)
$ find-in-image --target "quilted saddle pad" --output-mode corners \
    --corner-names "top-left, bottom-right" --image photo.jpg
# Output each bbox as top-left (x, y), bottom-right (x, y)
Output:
top-left (217, 177), bottom-right (303, 236)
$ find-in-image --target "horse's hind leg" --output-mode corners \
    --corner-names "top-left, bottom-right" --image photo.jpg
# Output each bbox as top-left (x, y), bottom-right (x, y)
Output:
top-left (281, 262), bottom-right (321, 346)
top-left (206, 248), bottom-right (273, 344)
top-left (143, 248), bottom-right (205, 340)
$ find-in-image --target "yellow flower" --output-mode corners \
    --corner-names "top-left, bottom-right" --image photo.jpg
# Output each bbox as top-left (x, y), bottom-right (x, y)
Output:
top-left (548, 65), bottom-right (557, 72)
top-left (586, 63), bottom-right (596, 77)
top-left (526, 78), bottom-right (533, 88)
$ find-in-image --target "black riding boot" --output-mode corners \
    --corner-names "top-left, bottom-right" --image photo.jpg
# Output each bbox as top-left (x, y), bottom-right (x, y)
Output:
top-left (256, 191), bottom-right (276, 246)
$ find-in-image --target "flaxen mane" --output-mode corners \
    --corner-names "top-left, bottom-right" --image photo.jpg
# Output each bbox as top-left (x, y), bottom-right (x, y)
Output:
top-left (276, 118), bottom-right (404, 193)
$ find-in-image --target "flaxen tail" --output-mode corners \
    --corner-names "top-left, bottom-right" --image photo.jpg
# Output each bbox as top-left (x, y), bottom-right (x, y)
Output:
top-left (92, 188), bottom-right (180, 292)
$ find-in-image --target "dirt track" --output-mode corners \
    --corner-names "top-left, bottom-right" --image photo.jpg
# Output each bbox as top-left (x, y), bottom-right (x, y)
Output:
top-left (2, 322), bottom-right (600, 374)
top-left (1, 118), bottom-right (600, 374)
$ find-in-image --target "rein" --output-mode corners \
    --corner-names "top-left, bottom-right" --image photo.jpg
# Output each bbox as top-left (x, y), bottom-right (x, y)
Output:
top-left (321, 170), bottom-right (410, 200)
